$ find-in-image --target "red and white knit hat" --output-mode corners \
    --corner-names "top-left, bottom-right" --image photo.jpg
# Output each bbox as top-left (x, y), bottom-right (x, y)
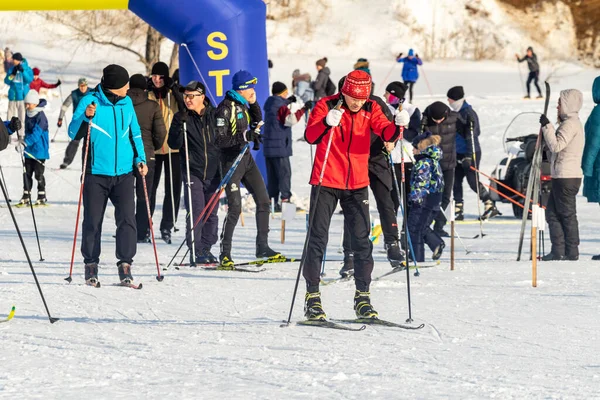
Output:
top-left (341, 70), bottom-right (372, 100)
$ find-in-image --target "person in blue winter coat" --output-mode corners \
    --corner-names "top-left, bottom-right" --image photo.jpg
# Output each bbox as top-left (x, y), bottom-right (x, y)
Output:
top-left (4, 52), bottom-right (33, 139)
top-left (68, 64), bottom-right (147, 287)
top-left (447, 86), bottom-right (499, 220)
top-left (582, 77), bottom-right (600, 260)
top-left (16, 90), bottom-right (49, 206)
top-left (407, 131), bottom-right (445, 262)
top-left (396, 49), bottom-right (422, 102)
top-left (262, 81), bottom-right (311, 208)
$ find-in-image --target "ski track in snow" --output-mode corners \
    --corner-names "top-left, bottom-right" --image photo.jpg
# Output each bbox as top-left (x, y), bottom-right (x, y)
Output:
top-left (2, 38), bottom-right (600, 398)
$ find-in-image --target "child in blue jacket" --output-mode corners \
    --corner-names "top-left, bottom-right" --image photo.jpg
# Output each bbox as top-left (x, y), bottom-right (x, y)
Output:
top-left (407, 131), bottom-right (445, 262)
top-left (396, 48), bottom-right (423, 102)
top-left (18, 90), bottom-right (49, 205)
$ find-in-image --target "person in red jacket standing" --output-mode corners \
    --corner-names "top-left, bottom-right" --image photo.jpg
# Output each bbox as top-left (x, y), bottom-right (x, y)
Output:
top-left (302, 69), bottom-right (410, 321)
top-left (29, 68), bottom-right (61, 93)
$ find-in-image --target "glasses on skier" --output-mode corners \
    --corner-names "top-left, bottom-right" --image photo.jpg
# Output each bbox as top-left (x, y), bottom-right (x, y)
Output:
top-left (245, 77), bottom-right (258, 85)
top-left (183, 93), bottom-right (204, 100)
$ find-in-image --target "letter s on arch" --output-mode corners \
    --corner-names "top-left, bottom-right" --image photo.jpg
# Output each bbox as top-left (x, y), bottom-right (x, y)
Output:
top-left (207, 32), bottom-right (228, 61)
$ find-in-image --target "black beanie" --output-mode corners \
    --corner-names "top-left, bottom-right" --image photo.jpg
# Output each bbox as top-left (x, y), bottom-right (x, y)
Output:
top-left (102, 64), bottom-right (129, 90)
top-left (447, 86), bottom-right (464, 101)
top-left (151, 61), bottom-right (169, 77)
top-left (12, 52), bottom-right (23, 61)
top-left (271, 81), bottom-right (287, 95)
top-left (428, 101), bottom-right (449, 120)
top-left (129, 74), bottom-right (147, 90)
top-left (386, 81), bottom-right (407, 99)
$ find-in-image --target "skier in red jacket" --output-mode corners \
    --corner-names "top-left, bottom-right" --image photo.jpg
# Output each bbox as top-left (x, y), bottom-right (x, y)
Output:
top-left (302, 69), bottom-right (410, 321)
top-left (29, 67), bottom-right (61, 93)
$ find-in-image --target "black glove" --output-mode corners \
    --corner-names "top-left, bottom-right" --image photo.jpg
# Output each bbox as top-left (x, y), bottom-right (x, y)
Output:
top-left (303, 100), bottom-right (314, 110)
top-left (57, 118), bottom-right (63, 128)
top-left (397, 52), bottom-right (403, 59)
top-left (539, 114), bottom-right (550, 127)
top-left (15, 64), bottom-right (23, 72)
top-left (9, 117), bottom-right (21, 132)
top-left (246, 129), bottom-right (262, 150)
top-left (287, 95), bottom-right (297, 104)
top-left (56, 79), bottom-right (62, 86)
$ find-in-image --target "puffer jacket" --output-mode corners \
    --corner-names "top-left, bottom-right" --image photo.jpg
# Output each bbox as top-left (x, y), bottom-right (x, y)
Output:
top-left (3, 59), bottom-right (34, 101)
top-left (398, 57), bottom-right (422, 82)
top-left (128, 88), bottom-right (167, 162)
top-left (24, 99), bottom-right (49, 160)
top-left (409, 139), bottom-right (444, 204)
top-left (542, 89), bottom-right (584, 179)
top-left (583, 77), bottom-right (600, 202)
top-left (68, 85), bottom-right (146, 176)
top-left (148, 85), bottom-right (182, 154)
top-left (312, 67), bottom-right (331, 100)
top-left (305, 93), bottom-right (399, 190)
top-left (422, 105), bottom-right (459, 171)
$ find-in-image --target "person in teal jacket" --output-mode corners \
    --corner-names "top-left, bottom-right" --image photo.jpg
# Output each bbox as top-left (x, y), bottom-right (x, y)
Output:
top-left (583, 76), bottom-right (600, 260)
top-left (4, 53), bottom-right (33, 139)
top-left (68, 64), bottom-right (147, 286)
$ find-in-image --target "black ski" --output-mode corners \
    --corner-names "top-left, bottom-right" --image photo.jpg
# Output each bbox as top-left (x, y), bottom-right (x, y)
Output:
top-left (295, 319), bottom-right (366, 331)
top-left (517, 81), bottom-right (550, 261)
top-left (200, 265), bottom-right (266, 273)
top-left (176, 256), bottom-right (297, 270)
top-left (333, 318), bottom-right (425, 330)
top-left (374, 261), bottom-right (440, 281)
top-left (321, 274), bottom-right (353, 286)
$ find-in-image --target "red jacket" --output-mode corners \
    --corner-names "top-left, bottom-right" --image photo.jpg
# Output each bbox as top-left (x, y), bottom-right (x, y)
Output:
top-left (305, 94), bottom-right (398, 190)
top-left (29, 78), bottom-right (58, 93)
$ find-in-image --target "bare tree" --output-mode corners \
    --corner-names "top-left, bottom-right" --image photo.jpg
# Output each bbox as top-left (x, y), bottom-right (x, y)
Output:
top-left (38, 11), bottom-right (165, 75)
top-left (169, 43), bottom-right (179, 76)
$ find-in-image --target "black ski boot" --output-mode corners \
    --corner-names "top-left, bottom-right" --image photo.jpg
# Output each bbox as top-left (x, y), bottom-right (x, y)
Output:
top-left (35, 191), bottom-right (47, 205)
top-left (17, 191), bottom-right (30, 206)
top-left (218, 252), bottom-right (235, 270)
top-left (354, 290), bottom-right (378, 319)
top-left (196, 248), bottom-right (218, 265)
top-left (541, 253), bottom-right (565, 261)
top-left (432, 242), bottom-right (445, 260)
top-left (118, 262), bottom-right (134, 284)
top-left (433, 223), bottom-right (449, 238)
top-left (256, 244), bottom-right (282, 259)
top-left (385, 242), bottom-right (404, 268)
top-left (160, 229), bottom-right (171, 244)
top-left (455, 202), bottom-right (464, 221)
top-left (480, 200), bottom-right (501, 220)
top-left (85, 262), bottom-right (99, 286)
top-left (304, 291), bottom-right (326, 321)
top-left (59, 163), bottom-right (68, 169)
top-left (339, 253), bottom-right (355, 278)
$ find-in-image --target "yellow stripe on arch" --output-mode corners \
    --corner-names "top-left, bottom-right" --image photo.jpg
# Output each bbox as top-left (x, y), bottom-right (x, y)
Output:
top-left (0, 0), bottom-right (129, 11)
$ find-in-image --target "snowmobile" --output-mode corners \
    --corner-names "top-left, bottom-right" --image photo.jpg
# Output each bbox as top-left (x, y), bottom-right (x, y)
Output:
top-left (489, 133), bottom-right (552, 219)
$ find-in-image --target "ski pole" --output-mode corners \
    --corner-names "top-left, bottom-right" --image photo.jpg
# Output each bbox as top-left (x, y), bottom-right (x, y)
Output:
top-left (18, 142), bottom-right (44, 262)
top-left (182, 120), bottom-right (196, 265)
top-left (167, 93), bottom-right (178, 232)
top-left (0, 162), bottom-right (11, 202)
top-left (51, 126), bottom-right (60, 143)
top-left (283, 98), bottom-right (342, 327)
top-left (163, 143), bottom-right (250, 271)
top-left (0, 170), bottom-right (58, 323)
top-left (470, 121), bottom-right (485, 239)
top-left (320, 248), bottom-right (327, 277)
top-left (66, 108), bottom-right (93, 283)
top-left (142, 173), bottom-right (164, 282)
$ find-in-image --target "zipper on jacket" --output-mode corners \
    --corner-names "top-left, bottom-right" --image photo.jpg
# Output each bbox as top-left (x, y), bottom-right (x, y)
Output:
top-left (121, 109), bottom-right (124, 130)
top-left (202, 123), bottom-right (208, 180)
top-left (345, 115), bottom-right (354, 189)
top-left (112, 107), bottom-right (118, 175)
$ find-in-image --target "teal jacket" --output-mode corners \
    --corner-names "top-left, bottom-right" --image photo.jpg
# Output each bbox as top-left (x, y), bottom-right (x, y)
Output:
top-left (583, 77), bottom-right (600, 202)
top-left (4, 59), bottom-right (34, 101)
top-left (68, 85), bottom-right (145, 176)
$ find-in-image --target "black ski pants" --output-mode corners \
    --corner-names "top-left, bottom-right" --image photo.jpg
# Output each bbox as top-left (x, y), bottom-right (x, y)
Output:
top-left (63, 139), bottom-right (80, 166)
top-left (23, 158), bottom-right (45, 194)
top-left (546, 178), bottom-right (581, 258)
top-left (81, 173), bottom-right (136, 265)
top-left (434, 168), bottom-right (455, 230)
top-left (527, 71), bottom-right (542, 97)
top-left (266, 156), bottom-right (292, 202)
top-left (134, 160), bottom-right (155, 241)
top-left (343, 173), bottom-right (398, 254)
top-left (453, 153), bottom-right (490, 204)
top-left (150, 153), bottom-right (182, 232)
top-left (183, 172), bottom-right (219, 257)
top-left (404, 81), bottom-right (416, 102)
top-left (304, 186), bottom-right (373, 292)
top-left (220, 153), bottom-right (270, 255)
top-left (408, 192), bottom-right (444, 262)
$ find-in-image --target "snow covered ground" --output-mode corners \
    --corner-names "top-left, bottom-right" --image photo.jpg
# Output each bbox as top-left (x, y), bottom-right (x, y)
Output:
top-left (3, 12), bottom-right (600, 399)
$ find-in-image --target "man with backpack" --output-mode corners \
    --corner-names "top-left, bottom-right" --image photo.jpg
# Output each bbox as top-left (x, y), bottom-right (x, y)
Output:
top-left (312, 57), bottom-right (335, 100)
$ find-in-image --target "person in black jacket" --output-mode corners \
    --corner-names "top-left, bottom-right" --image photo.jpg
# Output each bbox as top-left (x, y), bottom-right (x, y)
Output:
top-left (128, 74), bottom-right (168, 243)
top-left (447, 86), bottom-right (499, 220)
top-left (337, 76), bottom-right (404, 277)
top-left (168, 81), bottom-right (221, 264)
top-left (516, 46), bottom-right (542, 99)
top-left (422, 101), bottom-right (458, 237)
top-left (214, 70), bottom-right (280, 268)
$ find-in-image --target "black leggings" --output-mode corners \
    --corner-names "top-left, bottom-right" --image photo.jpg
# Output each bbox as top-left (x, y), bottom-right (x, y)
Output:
top-left (527, 71), bottom-right (542, 96)
top-left (404, 81), bottom-right (415, 102)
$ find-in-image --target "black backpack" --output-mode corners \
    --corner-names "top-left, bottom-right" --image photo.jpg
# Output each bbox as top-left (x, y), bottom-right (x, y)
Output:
top-left (325, 77), bottom-right (336, 96)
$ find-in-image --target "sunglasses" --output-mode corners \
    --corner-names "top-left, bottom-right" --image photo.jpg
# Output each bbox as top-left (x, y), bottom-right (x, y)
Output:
top-left (183, 93), bottom-right (204, 100)
top-left (245, 77), bottom-right (258, 85)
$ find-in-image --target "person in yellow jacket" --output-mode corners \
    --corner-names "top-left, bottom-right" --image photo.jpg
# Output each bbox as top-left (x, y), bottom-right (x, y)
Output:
top-left (147, 62), bottom-right (185, 244)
